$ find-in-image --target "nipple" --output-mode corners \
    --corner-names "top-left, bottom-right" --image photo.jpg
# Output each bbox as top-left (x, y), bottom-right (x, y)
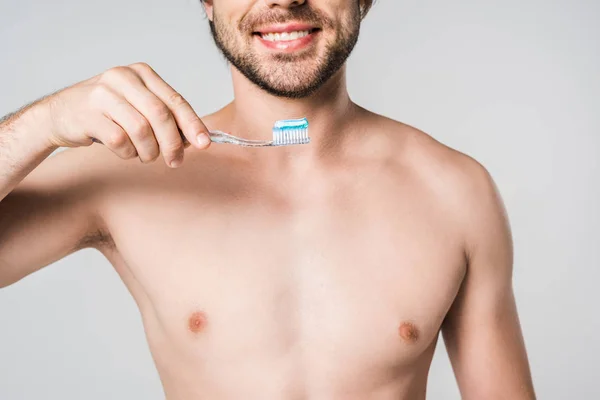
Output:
top-left (188, 311), bottom-right (207, 334)
top-left (398, 322), bottom-right (419, 343)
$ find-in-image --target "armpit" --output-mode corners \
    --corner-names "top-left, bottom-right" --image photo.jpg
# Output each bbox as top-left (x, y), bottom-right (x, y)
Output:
top-left (75, 228), bottom-right (116, 252)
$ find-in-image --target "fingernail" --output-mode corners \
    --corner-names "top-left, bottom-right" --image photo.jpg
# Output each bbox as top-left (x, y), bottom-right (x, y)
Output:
top-left (196, 133), bottom-right (211, 147)
top-left (170, 159), bottom-right (182, 168)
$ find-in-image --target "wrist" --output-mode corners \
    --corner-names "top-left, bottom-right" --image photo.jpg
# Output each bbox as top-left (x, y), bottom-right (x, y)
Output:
top-left (14, 98), bottom-right (61, 153)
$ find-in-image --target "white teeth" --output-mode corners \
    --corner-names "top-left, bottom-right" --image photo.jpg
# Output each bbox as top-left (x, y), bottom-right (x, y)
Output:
top-left (261, 30), bottom-right (310, 42)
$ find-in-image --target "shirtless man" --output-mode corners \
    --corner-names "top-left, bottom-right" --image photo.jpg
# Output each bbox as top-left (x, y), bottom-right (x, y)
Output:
top-left (0, 0), bottom-right (535, 398)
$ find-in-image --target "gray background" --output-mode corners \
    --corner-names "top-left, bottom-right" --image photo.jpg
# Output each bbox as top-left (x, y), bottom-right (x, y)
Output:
top-left (1, 0), bottom-right (598, 398)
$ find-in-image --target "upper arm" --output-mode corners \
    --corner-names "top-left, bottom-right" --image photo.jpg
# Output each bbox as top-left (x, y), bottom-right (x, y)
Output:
top-left (0, 147), bottom-right (110, 288)
top-left (441, 159), bottom-right (535, 399)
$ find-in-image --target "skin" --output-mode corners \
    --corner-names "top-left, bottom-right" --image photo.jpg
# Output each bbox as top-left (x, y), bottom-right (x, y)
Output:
top-left (0, 0), bottom-right (535, 399)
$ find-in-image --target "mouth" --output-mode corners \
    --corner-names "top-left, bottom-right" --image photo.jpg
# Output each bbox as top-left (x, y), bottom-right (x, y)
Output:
top-left (253, 23), bottom-right (321, 52)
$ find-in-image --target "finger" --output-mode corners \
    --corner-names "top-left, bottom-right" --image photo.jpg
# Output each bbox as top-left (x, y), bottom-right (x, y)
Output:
top-left (182, 134), bottom-right (192, 149)
top-left (129, 63), bottom-right (211, 149)
top-left (91, 117), bottom-right (138, 160)
top-left (98, 85), bottom-right (161, 164)
top-left (107, 66), bottom-right (184, 167)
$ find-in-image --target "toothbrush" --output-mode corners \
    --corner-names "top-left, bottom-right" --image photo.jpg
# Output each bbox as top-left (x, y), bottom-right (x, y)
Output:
top-left (92, 118), bottom-right (310, 147)
top-left (205, 117), bottom-right (310, 147)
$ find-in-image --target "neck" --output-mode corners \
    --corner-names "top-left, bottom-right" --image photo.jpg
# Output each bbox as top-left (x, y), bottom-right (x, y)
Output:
top-left (221, 65), bottom-right (358, 156)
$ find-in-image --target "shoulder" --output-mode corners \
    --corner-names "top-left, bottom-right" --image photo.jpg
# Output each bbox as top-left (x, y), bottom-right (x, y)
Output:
top-left (405, 125), bottom-right (499, 212)
top-left (364, 110), bottom-right (496, 198)
top-left (368, 111), bottom-right (508, 249)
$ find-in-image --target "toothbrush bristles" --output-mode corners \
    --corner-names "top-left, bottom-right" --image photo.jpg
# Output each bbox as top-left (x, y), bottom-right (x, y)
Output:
top-left (272, 118), bottom-right (310, 146)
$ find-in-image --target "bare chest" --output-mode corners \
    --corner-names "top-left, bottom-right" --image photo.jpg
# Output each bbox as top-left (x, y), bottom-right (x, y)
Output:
top-left (101, 170), bottom-right (466, 381)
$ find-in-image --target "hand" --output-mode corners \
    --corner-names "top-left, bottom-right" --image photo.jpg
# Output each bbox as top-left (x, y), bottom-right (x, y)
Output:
top-left (46, 62), bottom-right (210, 168)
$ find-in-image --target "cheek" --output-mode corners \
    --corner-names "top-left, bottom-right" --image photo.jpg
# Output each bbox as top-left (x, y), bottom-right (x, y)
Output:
top-left (326, 7), bottom-right (359, 31)
top-left (217, 0), bottom-right (253, 23)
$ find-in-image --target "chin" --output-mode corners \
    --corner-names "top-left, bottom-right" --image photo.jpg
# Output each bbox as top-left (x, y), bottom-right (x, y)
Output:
top-left (261, 74), bottom-right (320, 95)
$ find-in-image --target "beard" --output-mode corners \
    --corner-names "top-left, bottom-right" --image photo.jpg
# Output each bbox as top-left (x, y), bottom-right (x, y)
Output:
top-left (208, 3), bottom-right (361, 99)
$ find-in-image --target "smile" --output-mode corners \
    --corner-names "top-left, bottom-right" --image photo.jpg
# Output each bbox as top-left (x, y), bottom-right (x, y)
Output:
top-left (260, 30), bottom-right (311, 42)
top-left (253, 23), bottom-right (321, 52)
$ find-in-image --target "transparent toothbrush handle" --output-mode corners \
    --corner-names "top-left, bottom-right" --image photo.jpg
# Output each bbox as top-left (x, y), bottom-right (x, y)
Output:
top-left (92, 129), bottom-right (273, 147)
top-left (207, 130), bottom-right (273, 147)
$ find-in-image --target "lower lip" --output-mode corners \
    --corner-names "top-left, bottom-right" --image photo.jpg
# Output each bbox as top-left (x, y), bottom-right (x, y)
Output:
top-left (255, 31), bottom-right (318, 52)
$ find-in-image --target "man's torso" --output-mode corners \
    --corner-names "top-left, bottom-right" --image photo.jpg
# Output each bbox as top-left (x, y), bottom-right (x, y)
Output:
top-left (91, 113), bottom-right (468, 399)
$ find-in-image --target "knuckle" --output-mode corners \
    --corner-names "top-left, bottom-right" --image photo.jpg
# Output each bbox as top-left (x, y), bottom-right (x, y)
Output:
top-left (129, 118), bottom-right (150, 138)
top-left (101, 66), bottom-right (140, 86)
top-left (186, 117), bottom-right (206, 133)
top-left (101, 66), bottom-right (127, 81)
top-left (149, 102), bottom-right (172, 122)
top-left (139, 152), bottom-right (158, 163)
top-left (129, 62), bottom-right (151, 72)
top-left (168, 92), bottom-right (187, 108)
top-left (148, 149), bottom-right (161, 161)
top-left (161, 140), bottom-right (183, 155)
top-left (106, 131), bottom-right (127, 147)
top-left (90, 83), bottom-right (112, 102)
top-left (140, 145), bottom-right (161, 162)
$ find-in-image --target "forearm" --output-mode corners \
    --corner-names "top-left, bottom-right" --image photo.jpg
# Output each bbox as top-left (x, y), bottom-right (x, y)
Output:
top-left (0, 100), bottom-right (58, 201)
